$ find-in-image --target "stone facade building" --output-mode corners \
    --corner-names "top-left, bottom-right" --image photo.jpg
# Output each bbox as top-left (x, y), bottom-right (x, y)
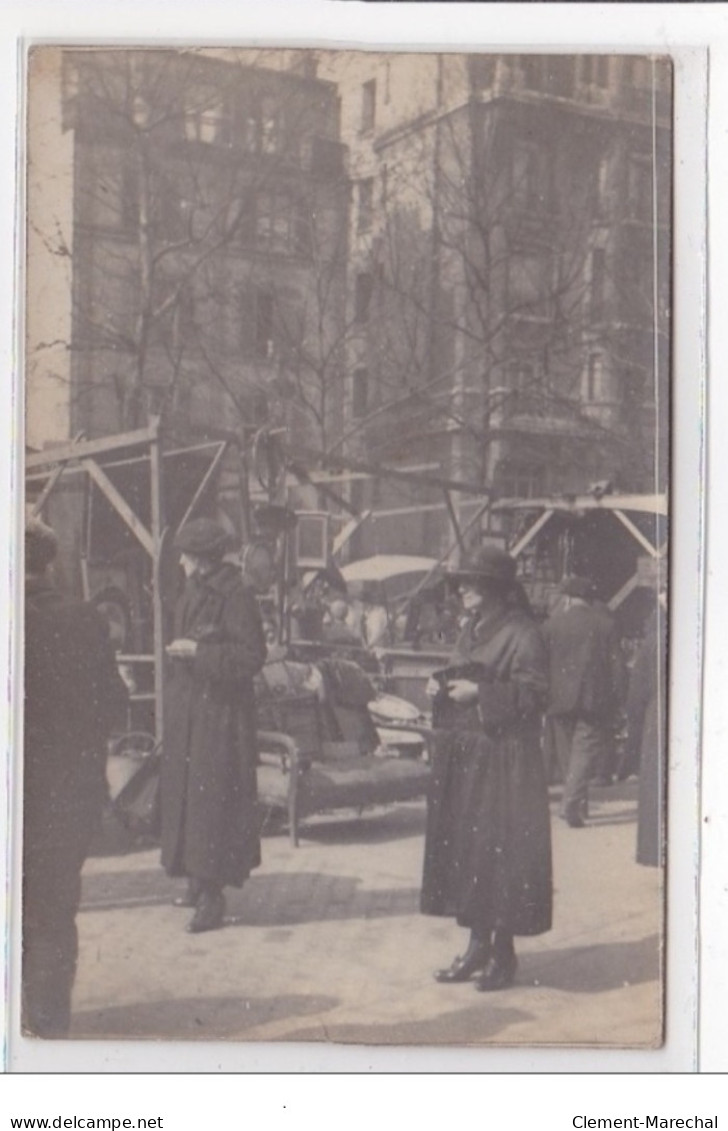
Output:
top-left (318, 52), bottom-right (671, 557)
top-left (57, 49), bottom-right (348, 453)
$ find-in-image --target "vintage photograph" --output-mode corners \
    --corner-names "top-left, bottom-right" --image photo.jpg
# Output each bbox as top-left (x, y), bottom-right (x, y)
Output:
top-left (22, 46), bottom-right (670, 1046)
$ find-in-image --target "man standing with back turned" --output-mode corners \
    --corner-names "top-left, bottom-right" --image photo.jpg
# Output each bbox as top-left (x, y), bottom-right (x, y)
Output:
top-left (23, 514), bottom-right (127, 1037)
top-left (543, 576), bottom-right (626, 827)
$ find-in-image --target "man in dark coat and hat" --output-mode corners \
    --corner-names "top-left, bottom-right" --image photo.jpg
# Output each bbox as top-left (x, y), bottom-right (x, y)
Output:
top-left (24, 514), bottom-right (127, 1036)
top-left (421, 545), bottom-right (552, 992)
top-left (542, 576), bottom-right (626, 827)
top-left (161, 517), bottom-right (267, 933)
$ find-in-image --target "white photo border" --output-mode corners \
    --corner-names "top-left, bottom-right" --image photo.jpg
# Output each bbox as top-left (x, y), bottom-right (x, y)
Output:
top-left (1, 0), bottom-right (714, 1075)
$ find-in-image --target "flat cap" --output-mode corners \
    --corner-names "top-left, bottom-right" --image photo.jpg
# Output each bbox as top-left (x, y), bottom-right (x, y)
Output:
top-left (560, 575), bottom-right (593, 600)
top-left (448, 545), bottom-right (517, 586)
top-left (174, 517), bottom-right (234, 558)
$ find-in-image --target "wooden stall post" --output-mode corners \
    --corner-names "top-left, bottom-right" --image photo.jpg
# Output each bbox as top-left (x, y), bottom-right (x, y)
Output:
top-left (148, 417), bottom-right (165, 743)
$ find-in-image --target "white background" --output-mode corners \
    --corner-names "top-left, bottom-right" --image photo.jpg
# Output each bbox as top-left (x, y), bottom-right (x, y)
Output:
top-left (0, 0), bottom-right (724, 1115)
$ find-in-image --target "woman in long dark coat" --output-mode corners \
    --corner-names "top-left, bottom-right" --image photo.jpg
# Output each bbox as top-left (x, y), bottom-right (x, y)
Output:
top-left (161, 518), bottom-right (267, 933)
top-left (421, 546), bottom-right (552, 991)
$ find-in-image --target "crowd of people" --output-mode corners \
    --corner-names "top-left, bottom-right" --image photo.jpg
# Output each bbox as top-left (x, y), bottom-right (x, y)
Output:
top-left (22, 513), bottom-right (666, 1036)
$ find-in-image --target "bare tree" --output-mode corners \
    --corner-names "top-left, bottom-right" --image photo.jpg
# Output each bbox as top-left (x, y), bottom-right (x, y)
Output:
top-left (35, 48), bottom-right (348, 447)
top-left (337, 72), bottom-right (669, 497)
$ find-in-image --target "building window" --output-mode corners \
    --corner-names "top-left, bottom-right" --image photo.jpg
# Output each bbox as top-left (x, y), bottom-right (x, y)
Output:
top-left (237, 288), bottom-right (274, 358)
top-left (243, 116), bottom-right (258, 151)
top-left (150, 279), bottom-right (195, 352)
top-left (627, 156), bottom-right (653, 220)
top-left (546, 57), bottom-right (576, 97)
top-left (512, 142), bottom-right (552, 212)
top-left (521, 56), bottom-right (574, 98)
top-left (506, 359), bottom-right (538, 401)
top-left (241, 96), bottom-right (280, 154)
top-left (119, 163), bottom-right (139, 231)
top-left (589, 247), bottom-right (606, 320)
top-left (357, 178), bottom-right (374, 233)
top-left (593, 156), bottom-right (610, 214)
top-left (624, 57), bottom-right (652, 89)
top-left (582, 56), bottom-right (610, 88)
top-left (261, 96), bottom-right (279, 154)
top-left (495, 459), bottom-right (543, 499)
top-left (255, 291), bottom-right (275, 359)
top-left (361, 79), bottom-right (376, 132)
top-left (508, 253), bottom-right (551, 316)
top-left (254, 192), bottom-right (310, 256)
top-left (228, 193), bottom-right (255, 246)
top-left (354, 273), bottom-right (374, 323)
top-left (622, 237), bottom-right (654, 311)
top-left (585, 352), bottom-right (604, 402)
top-left (352, 368), bottom-right (369, 417)
top-left (184, 98), bottom-right (230, 145)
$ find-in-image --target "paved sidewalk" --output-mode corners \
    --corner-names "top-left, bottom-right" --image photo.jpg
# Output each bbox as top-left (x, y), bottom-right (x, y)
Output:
top-left (71, 781), bottom-right (662, 1048)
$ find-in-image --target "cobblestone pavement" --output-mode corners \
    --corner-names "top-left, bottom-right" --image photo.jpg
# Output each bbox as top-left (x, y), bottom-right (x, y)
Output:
top-left (70, 781), bottom-right (662, 1048)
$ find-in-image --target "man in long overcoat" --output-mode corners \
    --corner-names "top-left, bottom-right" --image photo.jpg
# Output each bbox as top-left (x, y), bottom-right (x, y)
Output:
top-left (161, 518), bottom-right (266, 933)
top-left (24, 515), bottom-right (127, 1036)
top-left (542, 576), bottom-right (626, 827)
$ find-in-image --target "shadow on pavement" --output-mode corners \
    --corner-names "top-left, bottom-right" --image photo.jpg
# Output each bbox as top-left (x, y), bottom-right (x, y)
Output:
top-left (230, 873), bottom-right (420, 926)
top-left (527, 933), bottom-right (660, 993)
top-left (81, 867), bottom-right (422, 923)
top-left (271, 802), bottom-right (426, 846)
top-left (71, 992), bottom-right (339, 1040)
top-left (277, 1002), bottom-right (532, 1047)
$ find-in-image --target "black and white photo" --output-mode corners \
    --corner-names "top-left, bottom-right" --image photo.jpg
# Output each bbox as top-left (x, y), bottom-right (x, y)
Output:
top-left (22, 46), bottom-right (671, 1048)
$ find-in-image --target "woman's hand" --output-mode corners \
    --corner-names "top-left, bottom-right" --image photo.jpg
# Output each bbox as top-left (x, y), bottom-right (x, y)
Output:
top-left (425, 676), bottom-right (441, 699)
top-left (446, 678), bottom-right (479, 704)
top-left (165, 638), bottom-right (198, 659)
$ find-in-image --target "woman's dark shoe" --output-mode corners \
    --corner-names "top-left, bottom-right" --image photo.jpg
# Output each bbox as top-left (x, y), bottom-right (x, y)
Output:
top-left (474, 952), bottom-right (518, 992)
top-left (434, 946), bottom-right (490, 984)
top-left (173, 880), bottom-right (202, 908)
top-left (187, 891), bottom-right (226, 934)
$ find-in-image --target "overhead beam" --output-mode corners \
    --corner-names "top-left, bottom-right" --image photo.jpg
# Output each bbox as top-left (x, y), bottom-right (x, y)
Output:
top-left (26, 422), bottom-right (160, 470)
top-left (509, 509), bottom-right (555, 559)
top-left (613, 509), bottom-right (661, 558)
top-left (83, 459), bottom-right (155, 557)
top-left (292, 446), bottom-right (487, 497)
top-left (442, 489), bottom-right (466, 558)
top-left (332, 510), bottom-right (372, 557)
top-left (176, 441), bottom-right (228, 534)
top-left (286, 461), bottom-right (359, 517)
top-left (493, 493), bottom-right (668, 517)
top-left (608, 573), bottom-right (641, 611)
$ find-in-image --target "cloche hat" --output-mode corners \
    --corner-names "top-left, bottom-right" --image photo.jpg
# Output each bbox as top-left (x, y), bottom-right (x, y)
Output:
top-left (174, 517), bottom-right (235, 558)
